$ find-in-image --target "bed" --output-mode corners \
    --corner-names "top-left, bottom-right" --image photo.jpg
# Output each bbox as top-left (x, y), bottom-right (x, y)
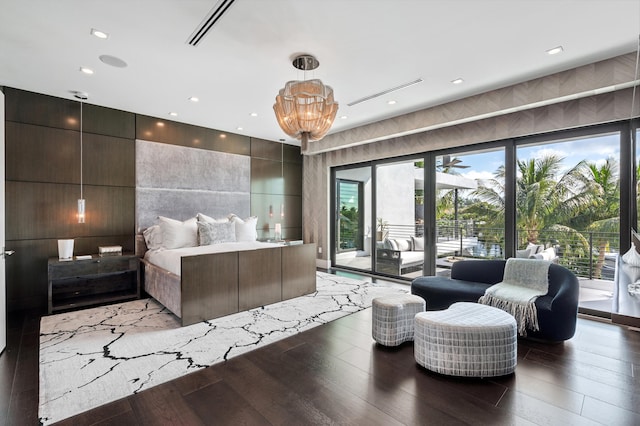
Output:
top-left (139, 238), bottom-right (317, 326)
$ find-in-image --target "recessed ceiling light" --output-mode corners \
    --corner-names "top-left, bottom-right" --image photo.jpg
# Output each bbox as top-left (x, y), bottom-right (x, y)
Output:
top-left (189, 96), bottom-right (199, 102)
top-left (169, 112), bottom-right (178, 117)
top-left (340, 115), bottom-right (348, 119)
top-left (236, 126), bottom-right (243, 131)
top-left (90, 28), bottom-right (109, 39)
top-left (451, 78), bottom-right (464, 85)
top-left (387, 100), bottom-right (397, 105)
top-left (250, 112), bottom-right (258, 117)
top-left (546, 46), bottom-right (564, 55)
top-left (79, 67), bottom-right (94, 75)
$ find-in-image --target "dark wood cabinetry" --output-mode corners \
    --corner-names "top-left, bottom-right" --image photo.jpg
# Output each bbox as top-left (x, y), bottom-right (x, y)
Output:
top-left (47, 254), bottom-right (140, 314)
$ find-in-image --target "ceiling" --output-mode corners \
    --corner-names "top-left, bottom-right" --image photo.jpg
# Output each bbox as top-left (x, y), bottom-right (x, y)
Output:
top-left (1, 0), bottom-right (639, 146)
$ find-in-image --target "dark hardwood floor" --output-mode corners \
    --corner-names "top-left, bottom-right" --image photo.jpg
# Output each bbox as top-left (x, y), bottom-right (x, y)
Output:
top-left (2, 271), bottom-right (640, 425)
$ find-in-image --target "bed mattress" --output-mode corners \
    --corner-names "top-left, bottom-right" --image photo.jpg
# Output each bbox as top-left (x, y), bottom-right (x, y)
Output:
top-left (144, 241), bottom-right (282, 276)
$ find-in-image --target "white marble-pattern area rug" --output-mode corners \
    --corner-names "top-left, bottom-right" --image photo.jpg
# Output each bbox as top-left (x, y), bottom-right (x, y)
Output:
top-left (38, 271), bottom-right (408, 424)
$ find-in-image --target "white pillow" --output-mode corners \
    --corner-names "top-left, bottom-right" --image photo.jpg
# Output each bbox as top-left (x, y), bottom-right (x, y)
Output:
top-left (143, 225), bottom-right (162, 251)
top-left (539, 247), bottom-right (556, 261)
top-left (158, 216), bottom-right (198, 249)
top-left (622, 246), bottom-right (640, 267)
top-left (196, 212), bottom-right (229, 224)
top-left (411, 236), bottom-right (424, 251)
top-left (526, 242), bottom-right (544, 255)
top-left (229, 215), bottom-right (258, 242)
top-left (516, 248), bottom-right (531, 258)
top-left (395, 238), bottom-right (411, 252)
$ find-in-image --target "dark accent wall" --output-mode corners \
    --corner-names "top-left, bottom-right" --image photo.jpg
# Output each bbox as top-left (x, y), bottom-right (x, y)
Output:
top-left (250, 138), bottom-right (303, 241)
top-left (4, 88), bottom-right (303, 312)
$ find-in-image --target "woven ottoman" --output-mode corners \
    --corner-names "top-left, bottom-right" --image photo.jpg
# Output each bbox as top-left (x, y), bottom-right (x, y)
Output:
top-left (372, 294), bottom-right (426, 346)
top-left (414, 302), bottom-right (517, 377)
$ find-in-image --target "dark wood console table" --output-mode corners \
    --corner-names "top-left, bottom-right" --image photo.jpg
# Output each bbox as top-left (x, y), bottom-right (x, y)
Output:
top-left (47, 254), bottom-right (140, 314)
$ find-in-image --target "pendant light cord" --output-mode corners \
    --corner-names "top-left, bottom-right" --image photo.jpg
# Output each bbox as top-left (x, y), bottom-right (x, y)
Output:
top-left (80, 100), bottom-right (83, 200)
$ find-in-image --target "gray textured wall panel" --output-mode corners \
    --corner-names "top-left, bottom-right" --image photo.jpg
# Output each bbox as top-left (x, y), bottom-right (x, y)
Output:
top-left (136, 139), bottom-right (250, 191)
top-left (136, 188), bottom-right (250, 231)
top-left (136, 140), bottom-right (250, 230)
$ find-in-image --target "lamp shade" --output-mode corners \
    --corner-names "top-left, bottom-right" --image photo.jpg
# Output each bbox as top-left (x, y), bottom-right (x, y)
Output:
top-left (273, 79), bottom-right (338, 141)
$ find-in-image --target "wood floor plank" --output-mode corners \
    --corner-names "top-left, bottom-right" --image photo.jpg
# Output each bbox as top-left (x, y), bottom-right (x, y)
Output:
top-left (213, 356), bottom-right (337, 425)
top-left (497, 389), bottom-right (601, 425)
top-left (514, 356), bottom-right (640, 414)
top-left (580, 395), bottom-right (640, 425)
top-left (182, 380), bottom-right (271, 425)
top-left (127, 382), bottom-right (204, 425)
top-left (244, 339), bottom-right (407, 425)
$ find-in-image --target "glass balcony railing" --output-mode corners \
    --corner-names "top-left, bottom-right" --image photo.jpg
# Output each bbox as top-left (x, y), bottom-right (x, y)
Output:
top-left (383, 220), bottom-right (619, 281)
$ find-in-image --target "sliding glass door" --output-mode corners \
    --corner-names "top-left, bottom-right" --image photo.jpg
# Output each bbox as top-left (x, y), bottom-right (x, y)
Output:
top-left (517, 132), bottom-right (621, 313)
top-left (374, 159), bottom-right (424, 278)
top-left (432, 148), bottom-right (505, 275)
top-left (334, 167), bottom-right (372, 271)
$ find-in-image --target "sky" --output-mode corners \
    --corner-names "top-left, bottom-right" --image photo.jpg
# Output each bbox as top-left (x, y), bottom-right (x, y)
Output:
top-left (450, 131), bottom-right (625, 183)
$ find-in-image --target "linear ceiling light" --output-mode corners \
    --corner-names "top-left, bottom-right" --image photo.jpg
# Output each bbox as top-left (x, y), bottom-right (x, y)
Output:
top-left (347, 78), bottom-right (423, 107)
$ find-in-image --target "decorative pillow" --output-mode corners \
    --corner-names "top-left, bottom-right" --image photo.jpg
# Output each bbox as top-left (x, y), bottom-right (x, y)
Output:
top-left (387, 238), bottom-right (398, 250)
top-left (539, 247), bottom-right (556, 261)
top-left (622, 246), bottom-right (640, 266)
top-left (197, 221), bottom-right (236, 245)
top-left (197, 212), bottom-right (229, 224)
top-left (526, 242), bottom-right (544, 255)
top-left (158, 216), bottom-right (198, 249)
top-left (143, 225), bottom-right (162, 251)
top-left (515, 248), bottom-right (531, 258)
top-left (394, 238), bottom-right (412, 252)
top-left (229, 215), bottom-right (258, 242)
top-left (411, 236), bottom-right (424, 251)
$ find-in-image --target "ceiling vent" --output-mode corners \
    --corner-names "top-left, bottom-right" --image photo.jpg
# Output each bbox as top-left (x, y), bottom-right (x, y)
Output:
top-left (187, 0), bottom-right (236, 46)
top-left (347, 78), bottom-right (424, 107)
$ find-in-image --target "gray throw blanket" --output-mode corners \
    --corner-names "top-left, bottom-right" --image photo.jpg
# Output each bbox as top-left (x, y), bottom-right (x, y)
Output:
top-left (478, 258), bottom-right (551, 335)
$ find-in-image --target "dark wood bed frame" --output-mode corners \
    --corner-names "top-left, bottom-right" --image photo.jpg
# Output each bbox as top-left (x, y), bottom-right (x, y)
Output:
top-left (138, 239), bottom-right (317, 326)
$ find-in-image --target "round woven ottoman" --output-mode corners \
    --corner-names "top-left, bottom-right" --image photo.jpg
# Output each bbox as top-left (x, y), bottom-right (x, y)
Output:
top-left (414, 302), bottom-right (517, 377)
top-left (372, 294), bottom-right (426, 346)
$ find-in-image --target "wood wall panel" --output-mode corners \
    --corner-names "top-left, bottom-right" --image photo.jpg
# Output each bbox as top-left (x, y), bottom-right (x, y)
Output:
top-left (6, 182), bottom-right (134, 240)
top-left (6, 122), bottom-right (79, 183)
top-left (83, 134), bottom-right (135, 187)
top-left (6, 122), bottom-right (134, 186)
top-left (251, 138), bottom-right (283, 161)
top-left (238, 249), bottom-right (282, 311)
top-left (251, 194), bottom-right (302, 240)
top-left (4, 87), bottom-right (78, 130)
top-left (136, 115), bottom-right (250, 156)
top-left (83, 103), bottom-right (135, 139)
top-left (182, 253), bottom-right (238, 325)
top-left (282, 243), bottom-right (316, 299)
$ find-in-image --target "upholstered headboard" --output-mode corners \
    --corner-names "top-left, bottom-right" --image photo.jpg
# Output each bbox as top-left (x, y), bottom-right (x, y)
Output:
top-left (135, 139), bottom-right (251, 233)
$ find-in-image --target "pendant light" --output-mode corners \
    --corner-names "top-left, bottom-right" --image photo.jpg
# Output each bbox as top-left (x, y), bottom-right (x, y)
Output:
top-left (74, 92), bottom-right (88, 223)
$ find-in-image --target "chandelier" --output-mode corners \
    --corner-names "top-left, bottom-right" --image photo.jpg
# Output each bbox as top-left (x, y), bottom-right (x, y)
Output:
top-left (273, 54), bottom-right (338, 149)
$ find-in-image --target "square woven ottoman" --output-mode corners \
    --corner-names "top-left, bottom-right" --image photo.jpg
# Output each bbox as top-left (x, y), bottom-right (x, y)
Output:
top-left (372, 294), bottom-right (426, 346)
top-left (414, 302), bottom-right (517, 377)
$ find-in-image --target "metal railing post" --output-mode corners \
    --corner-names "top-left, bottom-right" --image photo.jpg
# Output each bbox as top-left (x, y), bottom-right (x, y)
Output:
top-left (589, 232), bottom-right (593, 280)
